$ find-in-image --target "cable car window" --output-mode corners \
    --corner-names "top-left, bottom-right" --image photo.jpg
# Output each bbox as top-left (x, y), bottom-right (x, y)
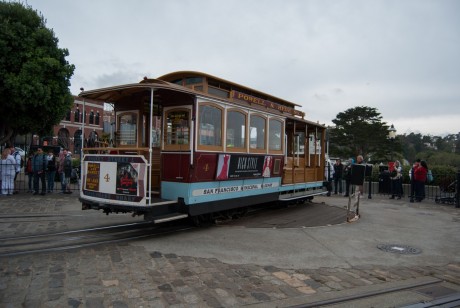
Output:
top-left (250, 115), bottom-right (266, 151)
top-left (198, 104), bottom-right (222, 148)
top-left (226, 110), bottom-right (246, 150)
top-left (118, 112), bottom-right (137, 146)
top-left (269, 118), bottom-right (283, 152)
top-left (164, 110), bottom-right (190, 147)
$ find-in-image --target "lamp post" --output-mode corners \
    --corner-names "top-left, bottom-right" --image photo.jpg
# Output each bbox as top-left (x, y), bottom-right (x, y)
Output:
top-left (388, 124), bottom-right (396, 161)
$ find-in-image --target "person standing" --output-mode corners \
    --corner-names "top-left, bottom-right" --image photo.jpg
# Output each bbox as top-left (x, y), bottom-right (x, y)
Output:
top-left (10, 145), bottom-right (22, 194)
top-left (63, 151), bottom-right (73, 194)
top-left (355, 155), bottom-right (365, 196)
top-left (58, 149), bottom-right (67, 193)
top-left (25, 153), bottom-right (34, 192)
top-left (32, 148), bottom-right (47, 195)
top-left (46, 150), bottom-right (57, 193)
top-left (0, 148), bottom-right (16, 195)
top-left (343, 158), bottom-right (354, 197)
top-left (409, 159), bottom-right (420, 202)
top-left (389, 160), bottom-right (403, 199)
top-left (333, 159), bottom-right (343, 195)
top-left (324, 159), bottom-right (334, 196)
top-left (414, 160), bottom-right (428, 202)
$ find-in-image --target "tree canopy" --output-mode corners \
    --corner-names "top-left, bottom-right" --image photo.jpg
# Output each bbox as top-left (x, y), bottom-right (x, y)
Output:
top-left (0, 2), bottom-right (75, 145)
top-left (329, 106), bottom-right (398, 162)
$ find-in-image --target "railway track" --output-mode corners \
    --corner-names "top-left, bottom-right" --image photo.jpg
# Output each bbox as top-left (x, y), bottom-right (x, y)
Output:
top-left (0, 219), bottom-right (195, 257)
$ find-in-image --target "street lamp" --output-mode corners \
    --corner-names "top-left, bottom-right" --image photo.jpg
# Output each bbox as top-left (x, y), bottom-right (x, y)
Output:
top-left (388, 124), bottom-right (396, 161)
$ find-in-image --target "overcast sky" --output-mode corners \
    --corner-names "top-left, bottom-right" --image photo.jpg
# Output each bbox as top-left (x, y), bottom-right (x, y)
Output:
top-left (22, 0), bottom-right (460, 136)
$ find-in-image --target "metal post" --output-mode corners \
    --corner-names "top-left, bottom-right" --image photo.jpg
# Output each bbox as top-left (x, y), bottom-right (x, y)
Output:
top-left (456, 169), bottom-right (460, 208)
top-left (368, 175), bottom-right (372, 199)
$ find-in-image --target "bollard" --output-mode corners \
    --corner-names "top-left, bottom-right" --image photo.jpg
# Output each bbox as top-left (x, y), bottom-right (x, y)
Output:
top-left (456, 169), bottom-right (460, 208)
top-left (368, 177), bottom-right (372, 199)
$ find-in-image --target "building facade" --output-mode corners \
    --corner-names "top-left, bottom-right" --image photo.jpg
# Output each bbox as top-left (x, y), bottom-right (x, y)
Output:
top-left (49, 96), bottom-right (105, 155)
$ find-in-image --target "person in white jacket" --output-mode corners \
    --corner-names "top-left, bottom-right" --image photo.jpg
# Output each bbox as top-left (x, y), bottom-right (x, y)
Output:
top-left (0, 148), bottom-right (16, 195)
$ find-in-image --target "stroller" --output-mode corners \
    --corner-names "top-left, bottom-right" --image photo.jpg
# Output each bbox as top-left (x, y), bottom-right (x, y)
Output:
top-left (435, 179), bottom-right (457, 205)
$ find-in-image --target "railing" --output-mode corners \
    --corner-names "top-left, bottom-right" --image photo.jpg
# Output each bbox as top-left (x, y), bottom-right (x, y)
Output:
top-left (3, 162), bottom-right (460, 208)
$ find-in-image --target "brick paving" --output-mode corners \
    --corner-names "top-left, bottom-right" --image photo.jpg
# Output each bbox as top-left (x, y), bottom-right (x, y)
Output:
top-left (1, 193), bottom-right (460, 307)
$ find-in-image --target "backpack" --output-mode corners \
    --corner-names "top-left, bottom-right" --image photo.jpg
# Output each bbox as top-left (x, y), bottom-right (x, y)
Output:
top-left (64, 156), bottom-right (72, 172)
top-left (26, 159), bottom-right (33, 173)
top-left (427, 170), bottom-right (434, 183)
top-left (13, 151), bottom-right (23, 168)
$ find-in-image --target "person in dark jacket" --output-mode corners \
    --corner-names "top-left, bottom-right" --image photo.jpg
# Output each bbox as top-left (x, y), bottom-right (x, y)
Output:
top-left (343, 158), bottom-right (354, 197)
top-left (32, 148), bottom-right (47, 195)
top-left (333, 159), bottom-right (343, 195)
top-left (46, 150), bottom-right (57, 193)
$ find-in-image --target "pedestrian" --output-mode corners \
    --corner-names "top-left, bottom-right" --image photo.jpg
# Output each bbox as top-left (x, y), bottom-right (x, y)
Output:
top-left (414, 160), bottom-right (428, 202)
top-left (32, 148), bottom-right (47, 195)
top-left (63, 151), bottom-right (73, 194)
top-left (409, 159), bottom-right (420, 202)
top-left (58, 149), bottom-right (67, 193)
top-left (389, 160), bottom-right (403, 199)
top-left (9, 145), bottom-right (22, 194)
top-left (46, 150), bottom-right (57, 193)
top-left (324, 158), bottom-right (334, 196)
top-left (333, 159), bottom-right (343, 195)
top-left (25, 153), bottom-right (34, 192)
top-left (355, 155), bottom-right (365, 196)
top-left (343, 158), bottom-right (354, 197)
top-left (0, 148), bottom-right (16, 195)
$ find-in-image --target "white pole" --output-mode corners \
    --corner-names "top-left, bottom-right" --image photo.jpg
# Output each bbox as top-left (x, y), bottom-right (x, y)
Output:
top-left (148, 88), bottom-right (154, 205)
top-left (80, 88), bottom-right (85, 192)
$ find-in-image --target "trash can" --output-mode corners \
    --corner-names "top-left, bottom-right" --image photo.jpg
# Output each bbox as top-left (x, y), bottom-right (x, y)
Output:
top-left (379, 168), bottom-right (391, 194)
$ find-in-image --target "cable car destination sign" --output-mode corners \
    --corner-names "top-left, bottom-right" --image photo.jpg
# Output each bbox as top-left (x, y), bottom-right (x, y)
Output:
top-left (230, 90), bottom-right (304, 118)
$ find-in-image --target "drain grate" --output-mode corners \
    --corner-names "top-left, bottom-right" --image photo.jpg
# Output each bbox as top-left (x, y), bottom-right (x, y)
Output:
top-left (377, 244), bottom-right (422, 255)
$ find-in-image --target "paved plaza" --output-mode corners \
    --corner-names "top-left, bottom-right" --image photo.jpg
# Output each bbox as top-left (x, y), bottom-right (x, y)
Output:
top-left (0, 192), bottom-right (459, 307)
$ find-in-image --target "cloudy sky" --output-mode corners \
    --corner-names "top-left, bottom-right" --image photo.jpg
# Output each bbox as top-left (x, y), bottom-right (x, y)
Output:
top-left (22, 0), bottom-right (459, 136)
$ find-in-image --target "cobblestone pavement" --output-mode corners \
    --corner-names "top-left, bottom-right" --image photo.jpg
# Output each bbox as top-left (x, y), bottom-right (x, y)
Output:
top-left (1, 193), bottom-right (460, 307)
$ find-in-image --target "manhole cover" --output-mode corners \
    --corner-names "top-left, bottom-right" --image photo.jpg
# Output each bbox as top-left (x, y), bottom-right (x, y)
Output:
top-left (377, 244), bottom-right (422, 255)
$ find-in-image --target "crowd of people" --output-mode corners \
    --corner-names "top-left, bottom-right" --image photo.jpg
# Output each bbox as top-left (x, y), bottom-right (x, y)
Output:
top-left (324, 155), bottom-right (431, 203)
top-left (0, 145), bottom-right (74, 196)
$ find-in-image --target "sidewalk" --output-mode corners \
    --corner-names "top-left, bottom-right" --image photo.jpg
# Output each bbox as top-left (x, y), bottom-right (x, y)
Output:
top-left (1, 192), bottom-right (460, 307)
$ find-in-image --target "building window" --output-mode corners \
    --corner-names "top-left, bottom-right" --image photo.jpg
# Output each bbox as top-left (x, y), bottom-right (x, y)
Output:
top-left (198, 103), bottom-right (222, 150)
top-left (269, 118), bottom-right (283, 153)
top-left (74, 108), bottom-right (80, 122)
top-left (65, 110), bottom-right (71, 121)
top-left (208, 86), bottom-right (229, 99)
top-left (95, 112), bottom-right (100, 125)
top-left (249, 114), bottom-right (266, 152)
top-left (226, 110), bottom-right (246, 151)
top-left (89, 111), bottom-right (94, 124)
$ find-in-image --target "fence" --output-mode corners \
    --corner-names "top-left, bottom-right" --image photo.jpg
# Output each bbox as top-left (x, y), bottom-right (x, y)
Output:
top-left (3, 164), bottom-right (460, 208)
top-left (0, 166), bottom-right (80, 195)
